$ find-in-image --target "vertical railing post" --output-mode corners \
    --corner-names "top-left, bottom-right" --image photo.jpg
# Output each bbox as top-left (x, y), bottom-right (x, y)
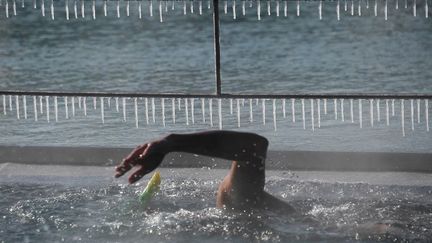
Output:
top-left (213, 0), bottom-right (222, 96)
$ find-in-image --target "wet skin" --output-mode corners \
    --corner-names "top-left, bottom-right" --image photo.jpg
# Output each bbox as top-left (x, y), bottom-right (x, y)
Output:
top-left (115, 130), bottom-right (295, 212)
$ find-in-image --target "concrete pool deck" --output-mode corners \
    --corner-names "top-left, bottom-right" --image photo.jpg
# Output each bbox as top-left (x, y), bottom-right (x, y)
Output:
top-left (1, 145), bottom-right (432, 172)
top-left (2, 163), bottom-right (432, 187)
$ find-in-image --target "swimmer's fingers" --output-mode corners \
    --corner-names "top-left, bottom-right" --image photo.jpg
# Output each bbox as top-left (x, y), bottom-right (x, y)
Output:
top-left (115, 144), bottom-right (148, 178)
top-left (128, 153), bottom-right (165, 184)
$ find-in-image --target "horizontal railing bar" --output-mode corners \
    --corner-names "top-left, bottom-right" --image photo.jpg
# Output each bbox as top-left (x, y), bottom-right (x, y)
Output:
top-left (0, 90), bottom-right (432, 99)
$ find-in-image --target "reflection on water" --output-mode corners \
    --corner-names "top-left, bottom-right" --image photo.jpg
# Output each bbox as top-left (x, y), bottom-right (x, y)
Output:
top-left (2, 176), bottom-right (432, 242)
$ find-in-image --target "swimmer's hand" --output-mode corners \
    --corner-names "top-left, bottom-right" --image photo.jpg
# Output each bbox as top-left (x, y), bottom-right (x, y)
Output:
top-left (115, 140), bottom-right (169, 184)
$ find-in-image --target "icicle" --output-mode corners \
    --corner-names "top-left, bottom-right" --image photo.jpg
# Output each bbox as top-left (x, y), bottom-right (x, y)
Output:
top-left (351, 0), bottom-right (354, 15)
top-left (8, 95), bottom-right (13, 112)
top-left (41, 0), bottom-right (45, 17)
top-left (201, 98), bottom-right (205, 123)
top-left (376, 99), bottom-right (380, 122)
top-left (74, 0), bottom-right (77, 19)
top-left (358, 0), bottom-right (362, 16)
top-left (291, 98), bottom-right (296, 122)
top-left (81, 0), bottom-right (84, 18)
top-left (172, 98), bottom-right (176, 124)
top-left (165, 0), bottom-right (168, 12)
top-left (384, 0), bottom-right (388, 20)
top-left (54, 96), bottom-right (58, 122)
top-left (262, 99), bottom-right (266, 125)
top-left (126, 0), bottom-right (130, 17)
top-left (267, 0), bottom-right (270, 15)
top-left (191, 98), bottom-right (195, 124)
top-left (218, 99), bottom-right (222, 130)
top-left (396, 0), bottom-right (398, 9)
top-left (310, 99), bottom-right (314, 131)
top-left (107, 97), bottom-right (111, 109)
top-left (257, 0), bottom-right (261, 20)
top-left (93, 97), bottom-right (97, 110)
top-left (256, 98), bottom-right (259, 106)
top-left (22, 96), bottom-right (27, 119)
top-left (122, 97), bottom-right (126, 122)
top-left (242, 0), bottom-right (245, 15)
top-left (410, 99), bottom-right (414, 130)
top-left (104, 0), bottom-right (107, 16)
top-left (359, 99), bottom-right (363, 128)
top-left (341, 98), bottom-right (345, 122)
top-left (249, 98), bottom-right (253, 122)
top-left (237, 99), bottom-right (241, 127)
top-left (386, 99), bottom-right (389, 126)
top-left (159, 0), bottom-right (163, 22)
top-left (224, 0), bottom-right (227, 14)
top-left (392, 99), bottom-right (395, 116)
top-left (426, 100), bottom-right (429, 131)
top-left (138, 1), bottom-right (142, 18)
top-left (233, 0), bottom-right (236, 19)
top-left (50, 0), bottom-right (54, 20)
top-left (65, 0), bottom-right (70, 21)
top-left (426, 0), bottom-right (429, 18)
top-left (284, 0), bottom-right (287, 17)
top-left (296, 0), bottom-right (300, 16)
top-left (134, 98), bottom-right (139, 128)
top-left (116, 0), bottom-right (120, 18)
top-left (64, 97), bottom-right (69, 119)
top-left (282, 99), bottom-right (286, 118)
top-left (413, 0), bottom-right (416, 16)
top-left (101, 97), bottom-right (105, 124)
top-left (350, 99), bottom-right (354, 123)
top-left (21, 0), bottom-right (23, 8)
top-left (13, 0), bottom-right (16, 16)
top-left (208, 0), bottom-right (211, 9)
top-left (199, 0), bottom-right (202, 15)
top-left (319, 0), bottom-right (322, 20)
top-left (370, 99), bottom-right (374, 127)
top-left (185, 98), bottom-right (190, 125)
top-left (78, 97), bottom-right (82, 109)
top-left (178, 98), bottom-right (181, 110)
top-left (112, 97), bottom-right (118, 112)
top-left (272, 99), bottom-right (277, 131)
top-left (33, 96), bottom-right (38, 121)
top-left (374, 0), bottom-right (377, 16)
top-left (83, 97), bottom-right (87, 116)
top-left (276, 0), bottom-right (279, 17)
top-left (344, 0), bottom-right (347, 11)
top-left (324, 98), bottom-right (327, 114)
top-left (417, 99), bottom-right (421, 123)
top-left (44, 96), bottom-right (50, 122)
top-left (230, 98), bottom-right (233, 114)
top-left (241, 99), bottom-right (245, 107)
top-left (16, 95), bottom-right (20, 120)
top-left (183, 0), bottom-right (186, 15)
top-left (337, 0), bottom-right (340, 20)
top-left (149, 0), bottom-right (153, 16)
top-left (39, 96), bottom-right (43, 114)
top-left (92, 0), bottom-right (95, 19)
top-left (401, 100), bottom-right (405, 136)
top-left (334, 98), bottom-right (338, 120)
top-left (151, 97), bottom-right (156, 123)
top-left (301, 98), bottom-right (305, 129)
top-left (72, 97), bottom-right (75, 117)
top-left (209, 99), bottom-right (213, 127)
top-left (2, 95), bottom-right (6, 115)
top-left (317, 99), bottom-right (321, 128)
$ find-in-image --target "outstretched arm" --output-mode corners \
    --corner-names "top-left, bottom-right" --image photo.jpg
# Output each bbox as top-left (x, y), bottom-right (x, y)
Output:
top-left (115, 130), bottom-right (268, 183)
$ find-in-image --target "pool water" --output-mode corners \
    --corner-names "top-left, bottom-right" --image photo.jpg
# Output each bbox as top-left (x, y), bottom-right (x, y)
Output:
top-left (1, 166), bottom-right (432, 242)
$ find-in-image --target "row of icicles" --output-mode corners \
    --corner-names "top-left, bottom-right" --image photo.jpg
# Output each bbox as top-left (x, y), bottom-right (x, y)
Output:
top-left (0, 0), bottom-right (428, 21)
top-left (0, 95), bottom-right (430, 136)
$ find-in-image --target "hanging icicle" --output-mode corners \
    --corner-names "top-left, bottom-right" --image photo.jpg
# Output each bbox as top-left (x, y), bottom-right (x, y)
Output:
top-left (201, 98), bottom-right (205, 123)
top-left (257, 0), bottom-right (261, 20)
top-left (33, 96), bottom-right (38, 121)
top-left (262, 99), bottom-right (266, 125)
top-left (209, 98), bottom-right (213, 127)
top-left (218, 99), bottom-right (222, 130)
top-left (386, 99), bottom-right (390, 126)
top-left (272, 99), bottom-right (277, 131)
top-left (401, 99), bottom-right (405, 136)
top-left (291, 98), bottom-right (296, 122)
top-left (23, 96), bottom-right (27, 119)
top-left (101, 97), bottom-right (105, 124)
top-left (151, 97), bottom-right (156, 123)
top-left (249, 98), bottom-right (253, 122)
top-left (172, 98), bottom-right (176, 124)
top-left (191, 98), bottom-right (195, 124)
top-left (122, 97), bottom-right (127, 122)
top-left (301, 98), bottom-right (305, 129)
top-left (370, 99), bottom-right (374, 127)
top-left (237, 99), bottom-right (241, 127)
top-left (185, 98), bottom-right (189, 125)
top-left (64, 96), bottom-right (69, 119)
top-left (317, 99), bottom-right (321, 128)
top-left (134, 98), bottom-right (139, 128)
top-left (350, 99), bottom-right (354, 123)
top-left (145, 97), bottom-right (149, 124)
top-left (359, 99), bottom-right (363, 128)
top-left (310, 99), bottom-right (314, 131)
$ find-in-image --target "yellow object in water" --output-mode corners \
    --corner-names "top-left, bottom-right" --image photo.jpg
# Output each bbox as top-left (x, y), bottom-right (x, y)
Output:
top-left (139, 171), bottom-right (161, 206)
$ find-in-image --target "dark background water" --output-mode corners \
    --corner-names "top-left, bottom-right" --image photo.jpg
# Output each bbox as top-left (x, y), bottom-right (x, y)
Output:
top-left (0, 0), bottom-right (431, 151)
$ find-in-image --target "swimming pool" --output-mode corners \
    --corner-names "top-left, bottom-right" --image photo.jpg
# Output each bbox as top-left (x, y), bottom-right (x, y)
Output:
top-left (2, 163), bottom-right (432, 242)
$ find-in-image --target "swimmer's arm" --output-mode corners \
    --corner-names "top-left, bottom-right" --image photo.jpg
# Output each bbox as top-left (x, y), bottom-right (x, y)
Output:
top-left (163, 130), bottom-right (269, 162)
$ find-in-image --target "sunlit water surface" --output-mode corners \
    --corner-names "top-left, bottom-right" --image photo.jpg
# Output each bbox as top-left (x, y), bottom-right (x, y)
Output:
top-left (1, 170), bottom-right (432, 242)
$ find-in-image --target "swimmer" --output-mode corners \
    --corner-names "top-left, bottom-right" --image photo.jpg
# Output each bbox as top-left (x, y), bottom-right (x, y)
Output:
top-left (115, 130), bottom-right (295, 212)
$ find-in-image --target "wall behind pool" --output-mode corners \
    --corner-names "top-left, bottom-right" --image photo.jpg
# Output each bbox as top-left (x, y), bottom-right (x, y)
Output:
top-left (0, 3), bottom-right (431, 153)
